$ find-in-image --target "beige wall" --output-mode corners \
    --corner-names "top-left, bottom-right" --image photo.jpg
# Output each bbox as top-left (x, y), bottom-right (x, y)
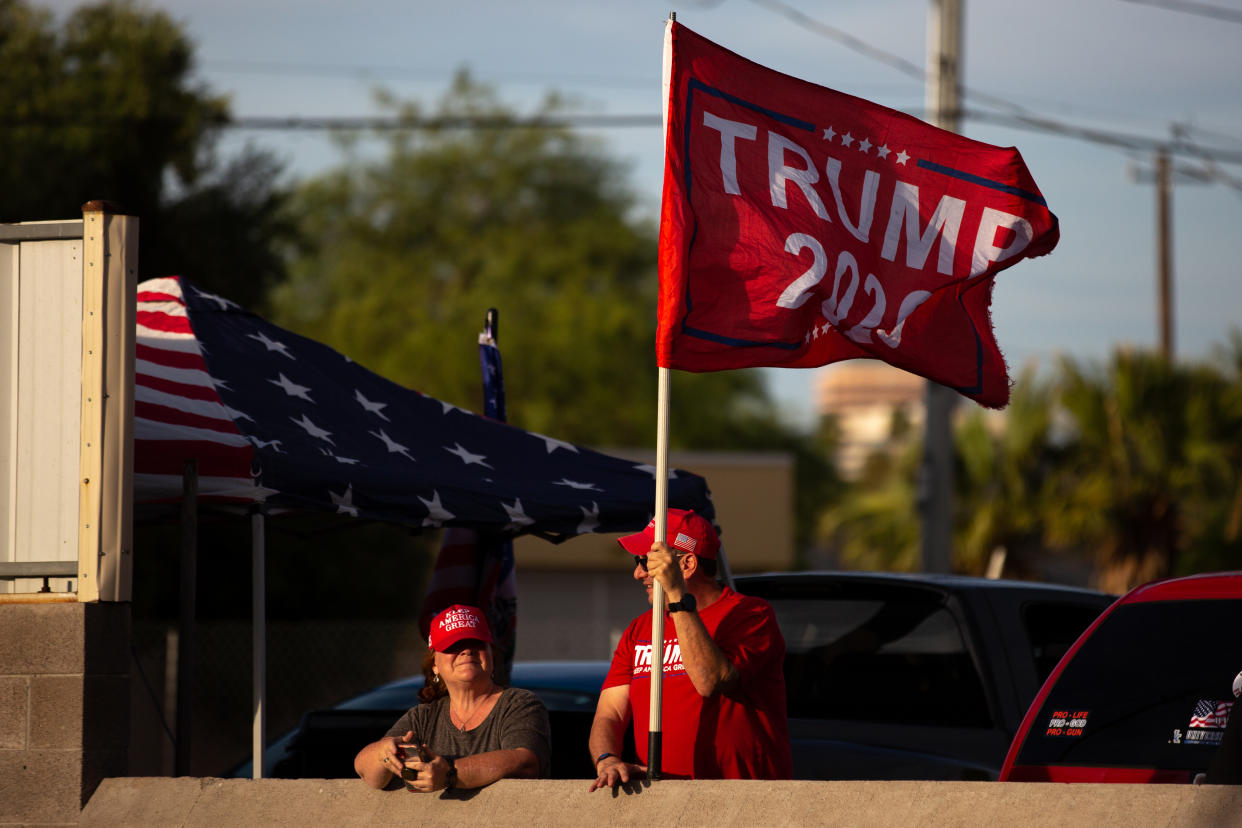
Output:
top-left (514, 449), bottom-right (794, 574)
top-left (81, 778), bottom-right (1242, 828)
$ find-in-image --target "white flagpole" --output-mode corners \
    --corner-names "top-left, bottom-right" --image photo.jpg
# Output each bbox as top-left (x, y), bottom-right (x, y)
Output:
top-left (647, 11), bottom-right (676, 782)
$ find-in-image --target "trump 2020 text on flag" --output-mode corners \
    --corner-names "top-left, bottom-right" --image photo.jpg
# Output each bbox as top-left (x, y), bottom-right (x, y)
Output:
top-left (656, 22), bottom-right (1059, 408)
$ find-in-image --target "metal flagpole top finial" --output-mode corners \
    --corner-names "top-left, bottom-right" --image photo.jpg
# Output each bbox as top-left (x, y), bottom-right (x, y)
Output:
top-left (669, 11), bottom-right (676, 21)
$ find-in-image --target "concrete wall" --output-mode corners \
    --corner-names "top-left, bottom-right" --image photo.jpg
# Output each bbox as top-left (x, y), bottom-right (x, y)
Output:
top-left (79, 778), bottom-right (1242, 827)
top-left (0, 601), bottom-right (130, 825)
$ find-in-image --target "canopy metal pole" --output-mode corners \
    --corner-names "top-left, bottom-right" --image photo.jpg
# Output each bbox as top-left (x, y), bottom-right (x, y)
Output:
top-left (716, 543), bottom-right (736, 591)
top-left (174, 459), bottom-right (198, 776)
top-left (251, 505), bottom-right (267, 779)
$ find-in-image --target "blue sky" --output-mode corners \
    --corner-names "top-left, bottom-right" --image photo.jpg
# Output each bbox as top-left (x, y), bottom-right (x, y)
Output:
top-left (45, 0), bottom-right (1242, 427)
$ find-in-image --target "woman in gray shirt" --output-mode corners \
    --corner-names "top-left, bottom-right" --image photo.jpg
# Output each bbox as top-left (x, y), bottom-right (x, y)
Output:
top-left (355, 605), bottom-right (551, 792)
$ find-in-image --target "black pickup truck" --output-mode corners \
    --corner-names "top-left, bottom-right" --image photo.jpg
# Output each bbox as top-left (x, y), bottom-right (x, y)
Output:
top-left (734, 571), bottom-right (1114, 780)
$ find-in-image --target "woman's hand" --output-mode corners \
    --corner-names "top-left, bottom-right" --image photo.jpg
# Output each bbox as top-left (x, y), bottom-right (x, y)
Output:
top-left (403, 743), bottom-right (456, 793)
top-left (356, 730), bottom-right (414, 789)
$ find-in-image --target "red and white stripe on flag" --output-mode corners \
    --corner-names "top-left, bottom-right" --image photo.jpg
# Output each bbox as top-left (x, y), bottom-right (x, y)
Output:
top-left (417, 528), bottom-right (514, 645)
top-left (656, 22), bottom-right (1060, 408)
top-left (135, 276), bottom-right (259, 502)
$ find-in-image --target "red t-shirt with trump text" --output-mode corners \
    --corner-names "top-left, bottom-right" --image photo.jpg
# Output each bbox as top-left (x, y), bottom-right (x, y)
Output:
top-left (603, 586), bottom-right (792, 779)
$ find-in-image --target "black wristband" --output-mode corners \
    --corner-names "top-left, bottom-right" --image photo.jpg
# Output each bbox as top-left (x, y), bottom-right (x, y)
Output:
top-left (596, 752), bottom-right (616, 766)
top-left (444, 756), bottom-right (458, 790)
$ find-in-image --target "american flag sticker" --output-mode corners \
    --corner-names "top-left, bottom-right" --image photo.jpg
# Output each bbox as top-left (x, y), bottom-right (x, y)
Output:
top-left (1188, 699), bottom-right (1233, 730)
top-left (674, 532), bottom-right (698, 552)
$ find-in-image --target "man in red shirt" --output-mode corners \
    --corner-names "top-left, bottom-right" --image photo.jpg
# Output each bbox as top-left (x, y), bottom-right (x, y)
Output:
top-left (588, 508), bottom-right (792, 789)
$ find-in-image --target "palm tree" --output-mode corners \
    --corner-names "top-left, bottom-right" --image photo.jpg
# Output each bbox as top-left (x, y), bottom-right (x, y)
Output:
top-left (1045, 350), bottom-right (1201, 592)
top-left (953, 365), bottom-right (1062, 577)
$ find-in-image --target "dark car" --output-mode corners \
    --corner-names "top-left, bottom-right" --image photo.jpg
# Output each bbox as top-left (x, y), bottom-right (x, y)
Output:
top-left (733, 571), bottom-right (1114, 780)
top-left (1000, 571), bottom-right (1242, 784)
top-left (230, 660), bottom-right (613, 780)
top-left (234, 571), bottom-right (1110, 782)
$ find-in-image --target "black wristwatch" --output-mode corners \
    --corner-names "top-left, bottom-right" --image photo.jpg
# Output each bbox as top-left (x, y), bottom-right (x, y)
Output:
top-left (668, 593), bottom-right (697, 613)
top-left (444, 756), bottom-right (458, 791)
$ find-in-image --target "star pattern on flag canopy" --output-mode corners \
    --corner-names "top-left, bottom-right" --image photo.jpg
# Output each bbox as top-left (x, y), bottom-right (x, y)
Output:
top-left (191, 285), bottom-right (237, 310)
top-left (419, 490), bottom-right (454, 527)
top-left (249, 331), bottom-right (294, 359)
top-left (502, 498), bottom-right (535, 532)
top-left (355, 389), bottom-right (390, 421)
top-left (577, 501), bottom-right (601, 534)
top-left (633, 464), bottom-right (679, 480)
top-left (148, 276), bottom-right (715, 541)
top-left (553, 478), bottom-right (602, 492)
top-left (370, 429), bottom-right (413, 461)
top-left (445, 442), bottom-right (492, 468)
top-left (330, 484), bottom-right (358, 517)
top-left (270, 373), bottom-right (313, 402)
top-left (538, 434), bottom-right (579, 454)
top-left (249, 437), bottom-right (284, 453)
top-left (224, 405), bottom-right (254, 423)
top-left (292, 413), bottom-right (333, 445)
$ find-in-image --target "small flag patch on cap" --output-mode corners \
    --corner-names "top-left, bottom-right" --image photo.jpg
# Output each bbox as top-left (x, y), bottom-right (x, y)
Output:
top-left (674, 532), bottom-right (698, 552)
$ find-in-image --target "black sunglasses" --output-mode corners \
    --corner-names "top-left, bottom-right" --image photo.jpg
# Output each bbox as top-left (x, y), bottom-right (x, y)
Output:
top-left (633, 552), bottom-right (686, 570)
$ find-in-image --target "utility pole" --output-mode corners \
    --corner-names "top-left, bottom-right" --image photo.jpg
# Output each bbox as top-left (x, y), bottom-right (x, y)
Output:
top-left (1130, 133), bottom-right (1216, 362)
top-left (919, 0), bottom-right (962, 574)
top-left (1156, 150), bottom-right (1173, 360)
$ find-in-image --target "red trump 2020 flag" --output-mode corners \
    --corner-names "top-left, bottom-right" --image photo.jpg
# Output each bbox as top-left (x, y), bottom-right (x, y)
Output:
top-left (656, 22), bottom-right (1059, 408)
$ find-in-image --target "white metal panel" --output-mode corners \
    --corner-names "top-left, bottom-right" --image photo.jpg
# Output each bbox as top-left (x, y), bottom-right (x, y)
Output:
top-left (0, 243), bottom-right (18, 592)
top-left (13, 239), bottom-right (82, 592)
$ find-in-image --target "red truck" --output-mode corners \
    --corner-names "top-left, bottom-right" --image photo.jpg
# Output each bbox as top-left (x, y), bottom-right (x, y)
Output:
top-left (1000, 571), bottom-right (1242, 784)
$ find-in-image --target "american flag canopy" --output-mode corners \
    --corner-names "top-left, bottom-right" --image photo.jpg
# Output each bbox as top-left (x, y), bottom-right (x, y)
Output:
top-left (134, 276), bottom-right (715, 539)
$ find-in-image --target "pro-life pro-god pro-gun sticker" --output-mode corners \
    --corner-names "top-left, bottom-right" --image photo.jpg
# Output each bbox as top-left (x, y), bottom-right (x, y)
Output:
top-left (1044, 710), bottom-right (1089, 737)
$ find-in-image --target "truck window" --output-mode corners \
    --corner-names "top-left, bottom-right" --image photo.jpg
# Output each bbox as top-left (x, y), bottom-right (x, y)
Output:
top-left (1013, 598), bottom-right (1242, 773)
top-left (768, 596), bottom-right (991, 728)
top-left (1022, 601), bottom-right (1106, 685)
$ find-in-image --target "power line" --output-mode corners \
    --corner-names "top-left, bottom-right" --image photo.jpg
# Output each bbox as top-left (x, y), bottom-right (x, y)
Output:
top-left (965, 109), bottom-right (1242, 164)
top-left (1119, 0), bottom-right (1242, 24)
top-left (746, 0), bottom-right (1033, 117)
top-left (199, 58), bottom-right (652, 89)
top-left (229, 114), bottom-right (661, 131)
top-left (223, 111), bottom-right (1242, 167)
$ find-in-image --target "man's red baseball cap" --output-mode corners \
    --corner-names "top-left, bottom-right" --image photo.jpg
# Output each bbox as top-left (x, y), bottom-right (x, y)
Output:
top-left (617, 508), bottom-right (720, 560)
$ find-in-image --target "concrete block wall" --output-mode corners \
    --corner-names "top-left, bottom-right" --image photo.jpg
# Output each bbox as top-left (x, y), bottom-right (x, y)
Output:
top-left (79, 778), bottom-right (1242, 828)
top-left (0, 601), bottom-right (130, 825)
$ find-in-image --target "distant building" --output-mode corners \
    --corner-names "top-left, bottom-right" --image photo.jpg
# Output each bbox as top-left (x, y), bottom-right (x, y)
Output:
top-left (816, 360), bottom-right (925, 478)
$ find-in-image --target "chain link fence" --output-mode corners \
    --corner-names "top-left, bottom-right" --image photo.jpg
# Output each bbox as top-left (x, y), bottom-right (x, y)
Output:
top-left (130, 619), bottom-right (426, 775)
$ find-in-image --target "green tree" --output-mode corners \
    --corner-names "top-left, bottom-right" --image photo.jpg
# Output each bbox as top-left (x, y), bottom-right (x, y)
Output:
top-left (952, 366), bottom-right (1062, 576)
top-left (274, 74), bottom-right (777, 450)
top-left (1035, 348), bottom-right (1242, 591)
top-left (273, 75), bottom-right (840, 552)
top-left (0, 0), bottom-right (292, 309)
top-left (1045, 351), bottom-right (1189, 591)
top-left (817, 418), bottom-right (921, 573)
